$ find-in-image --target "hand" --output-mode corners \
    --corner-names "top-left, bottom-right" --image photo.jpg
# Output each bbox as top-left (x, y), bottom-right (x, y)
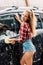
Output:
top-left (8, 39), bottom-right (15, 44)
top-left (5, 37), bottom-right (10, 44)
top-left (5, 37), bottom-right (15, 44)
top-left (15, 13), bottom-right (20, 22)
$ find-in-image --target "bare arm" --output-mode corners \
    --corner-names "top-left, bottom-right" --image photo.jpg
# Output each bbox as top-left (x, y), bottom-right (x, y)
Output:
top-left (9, 38), bottom-right (20, 42)
top-left (25, 0), bottom-right (30, 6)
top-left (5, 37), bottom-right (21, 44)
top-left (15, 13), bottom-right (22, 24)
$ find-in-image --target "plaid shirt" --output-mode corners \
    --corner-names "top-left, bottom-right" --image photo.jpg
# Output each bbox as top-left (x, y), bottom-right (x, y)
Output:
top-left (19, 22), bottom-right (32, 43)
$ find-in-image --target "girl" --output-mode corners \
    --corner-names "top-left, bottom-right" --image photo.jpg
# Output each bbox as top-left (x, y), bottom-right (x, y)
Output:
top-left (5, 10), bottom-right (37, 65)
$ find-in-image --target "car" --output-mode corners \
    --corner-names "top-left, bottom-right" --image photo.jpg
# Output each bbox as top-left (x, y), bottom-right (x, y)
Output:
top-left (32, 13), bottom-right (43, 65)
top-left (0, 8), bottom-right (43, 65)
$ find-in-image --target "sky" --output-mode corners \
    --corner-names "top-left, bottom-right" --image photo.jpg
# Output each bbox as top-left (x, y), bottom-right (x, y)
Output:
top-left (0, 0), bottom-right (43, 8)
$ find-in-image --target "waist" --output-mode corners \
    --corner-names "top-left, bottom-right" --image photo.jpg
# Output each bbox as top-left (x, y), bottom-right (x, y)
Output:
top-left (24, 39), bottom-right (32, 43)
top-left (20, 38), bottom-right (32, 43)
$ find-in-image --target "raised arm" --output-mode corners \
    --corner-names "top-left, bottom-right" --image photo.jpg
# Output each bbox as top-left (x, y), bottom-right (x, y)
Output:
top-left (15, 13), bottom-right (22, 24)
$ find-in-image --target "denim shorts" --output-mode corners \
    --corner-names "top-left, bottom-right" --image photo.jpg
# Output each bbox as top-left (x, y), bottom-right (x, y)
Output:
top-left (23, 39), bottom-right (36, 53)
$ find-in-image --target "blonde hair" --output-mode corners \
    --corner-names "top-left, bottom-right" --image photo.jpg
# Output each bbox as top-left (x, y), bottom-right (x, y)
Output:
top-left (26, 10), bottom-right (37, 36)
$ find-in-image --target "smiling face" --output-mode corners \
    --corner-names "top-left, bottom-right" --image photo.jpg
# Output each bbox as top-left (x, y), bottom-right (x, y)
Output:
top-left (21, 11), bottom-right (30, 22)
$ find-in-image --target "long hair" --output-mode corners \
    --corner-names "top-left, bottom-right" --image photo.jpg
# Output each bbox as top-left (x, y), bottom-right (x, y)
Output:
top-left (26, 10), bottom-right (37, 36)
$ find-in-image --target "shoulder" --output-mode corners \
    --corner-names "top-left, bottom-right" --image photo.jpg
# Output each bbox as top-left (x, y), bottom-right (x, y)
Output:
top-left (21, 22), bottom-right (25, 27)
top-left (20, 22), bottom-right (27, 31)
top-left (21, 22), bottom-right (30, 28)
top-left (24, 22), bottom-right (30, 28)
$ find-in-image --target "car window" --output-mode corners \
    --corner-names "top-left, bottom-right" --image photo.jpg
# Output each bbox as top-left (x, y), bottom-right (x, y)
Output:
top-left (41, 19), bottom-right (43, 28)
top-left (36, 15), bottom-right (43, 29)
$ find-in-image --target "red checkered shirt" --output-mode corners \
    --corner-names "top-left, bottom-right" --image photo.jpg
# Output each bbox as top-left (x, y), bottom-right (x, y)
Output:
top-left (19, 22), bottom-right (32, 43)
